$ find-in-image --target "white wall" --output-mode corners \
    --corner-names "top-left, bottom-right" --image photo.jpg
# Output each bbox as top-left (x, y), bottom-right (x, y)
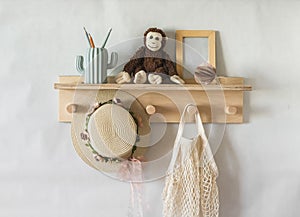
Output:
top-left (1, 0), bottom-right (300, 216)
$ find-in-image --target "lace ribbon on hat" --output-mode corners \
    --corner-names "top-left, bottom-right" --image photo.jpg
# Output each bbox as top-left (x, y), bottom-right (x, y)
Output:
top-left (119, 158), bottom-right (145, 217)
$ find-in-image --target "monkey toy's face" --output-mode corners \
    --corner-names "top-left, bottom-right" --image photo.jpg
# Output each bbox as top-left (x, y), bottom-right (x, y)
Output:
top-left (145, 31), bottom-right (163, 52)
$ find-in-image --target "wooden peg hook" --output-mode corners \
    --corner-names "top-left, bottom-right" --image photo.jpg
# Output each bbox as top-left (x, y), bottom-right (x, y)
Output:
top-left (66, 104), bottom-right (77, 114)
top-left (146, 105), bottom-right (156, 115)
top-left (187, 105), bottom-right (198, 115)
top-left (225, 106), bottom-right (238, 115)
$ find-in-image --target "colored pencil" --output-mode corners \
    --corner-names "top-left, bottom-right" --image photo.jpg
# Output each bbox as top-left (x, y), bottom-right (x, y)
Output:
top-left (88, 33), bottom-right (95, 48)
top-left (83, 27), bottom-right (92, 47)
top-left (101, 28), bottom-right (112, 48)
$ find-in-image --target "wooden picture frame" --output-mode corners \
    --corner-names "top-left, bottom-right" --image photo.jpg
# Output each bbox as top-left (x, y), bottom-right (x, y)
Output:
top-left (176, 30), bottom-right (216, 82)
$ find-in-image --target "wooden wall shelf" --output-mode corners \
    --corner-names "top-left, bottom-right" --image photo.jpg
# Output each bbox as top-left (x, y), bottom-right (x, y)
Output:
top-left (54, 76), bottom-right (251, 123)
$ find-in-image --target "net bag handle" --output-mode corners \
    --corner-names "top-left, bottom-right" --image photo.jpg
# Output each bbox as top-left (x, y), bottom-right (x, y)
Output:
top-left (167, 104), bottom-right (204, 173)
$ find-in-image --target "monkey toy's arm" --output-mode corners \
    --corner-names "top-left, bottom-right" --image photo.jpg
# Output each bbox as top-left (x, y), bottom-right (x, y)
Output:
top-left (123, 47), bottom-right (145, 76)
top-left (162, 52), bottom-right (177, 76)
top-left (115, 47), bottom-right (146, 84)
top-left (163, 52), bottom-right (185, 84)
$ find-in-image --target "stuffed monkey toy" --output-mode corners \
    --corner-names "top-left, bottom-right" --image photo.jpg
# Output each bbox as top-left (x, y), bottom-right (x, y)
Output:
top-left (115, 27), bottom-right (184, 84)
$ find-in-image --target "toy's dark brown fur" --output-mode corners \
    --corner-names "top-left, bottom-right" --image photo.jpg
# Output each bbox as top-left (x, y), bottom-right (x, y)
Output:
top-left (123, 28), bottom-right (177, 76)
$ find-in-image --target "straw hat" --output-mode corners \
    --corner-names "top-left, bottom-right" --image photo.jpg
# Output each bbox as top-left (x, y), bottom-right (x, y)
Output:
top-left (71, 89), bottom-right (151, 173)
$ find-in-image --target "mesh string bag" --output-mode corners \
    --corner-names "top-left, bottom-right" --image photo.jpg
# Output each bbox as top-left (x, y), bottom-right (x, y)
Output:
top-left (162, 104), bottom-right (219, 217)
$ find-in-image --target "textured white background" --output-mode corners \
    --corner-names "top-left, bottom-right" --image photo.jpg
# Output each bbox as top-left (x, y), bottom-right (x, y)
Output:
top-left (1, 0), bottom-right (300, 217)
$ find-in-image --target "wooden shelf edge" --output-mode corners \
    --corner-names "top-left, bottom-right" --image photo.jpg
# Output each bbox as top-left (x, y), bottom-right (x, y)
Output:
top-left (54, 75), bottom-right (252, 91)
top-left (54, 82), bottom-right (252, 91)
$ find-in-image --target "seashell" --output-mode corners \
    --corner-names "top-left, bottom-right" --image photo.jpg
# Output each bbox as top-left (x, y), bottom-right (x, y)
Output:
top-left (194, 63), bottom-right (216, 85)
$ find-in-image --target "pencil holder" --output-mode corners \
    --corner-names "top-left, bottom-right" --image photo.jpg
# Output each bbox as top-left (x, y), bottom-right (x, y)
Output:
top-left (76, 48), bottom-right (118, 84)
